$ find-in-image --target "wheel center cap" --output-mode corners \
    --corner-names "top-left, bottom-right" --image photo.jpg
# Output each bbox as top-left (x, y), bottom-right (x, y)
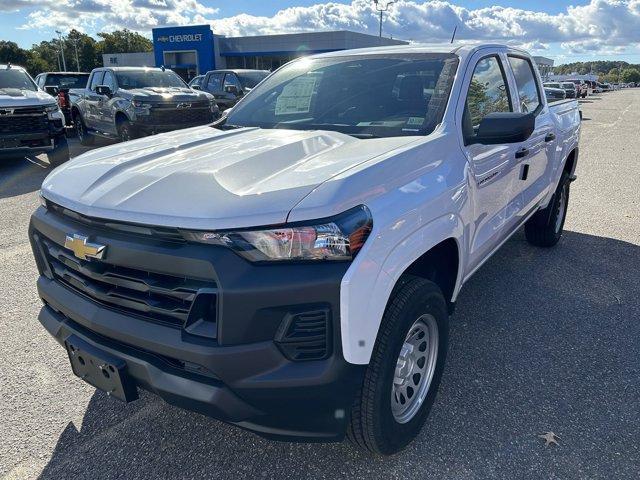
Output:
top-left (394, 343), bottom-right (415, 385)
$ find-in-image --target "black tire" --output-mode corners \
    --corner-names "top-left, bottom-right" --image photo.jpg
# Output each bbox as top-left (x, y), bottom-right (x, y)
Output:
top-left (47, 135), bottom-right (70, 167)
top-left (525, 171), bottom-right (570, 247)
top-left (347, 276), bottom-right (449, 455)
top-left (74, 112), bottom-right (94, 146)
top-left (117, 119), bottom-right (136, 143)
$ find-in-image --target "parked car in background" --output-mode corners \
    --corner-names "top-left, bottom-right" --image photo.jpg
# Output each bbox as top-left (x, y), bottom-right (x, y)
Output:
top-left (69, 67), bottom-right (220, 145)
top-left (543, 86), bottom-right (567, 102)
top-left (566, 79), bottom-right (588, 98)
top-left (0, 64), bottom-right (68, 166)
top-left (198, 69), bottom-right (270, 110)
top-left (34, 72), bottom-right (90, 127)
top-left (188, 75), bottom-right (204, 90)
top-left (600, 83), bottom-right (612, 92)
top-left (558, 82), bottom-right (578, 98)
top-left (31, 44), bottom-right (581, 454)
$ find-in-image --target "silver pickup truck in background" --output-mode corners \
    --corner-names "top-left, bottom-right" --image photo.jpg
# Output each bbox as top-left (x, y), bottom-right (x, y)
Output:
top-left (31, 43), bottom-right (580, 454)
top-left (69, 67), bottom-right (220, 145)
top-left (0, 64), bottom-right (69, 167)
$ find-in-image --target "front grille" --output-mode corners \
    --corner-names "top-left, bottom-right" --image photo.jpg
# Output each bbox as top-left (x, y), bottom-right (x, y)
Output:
top-left (39, 236), bottom-right (217, 329)
top-left (0, 110), bottom-right (49, 135)
top-left (147, 104), bottom-right (212, 126)
top-left (275, 309), bottom-right (331, 361)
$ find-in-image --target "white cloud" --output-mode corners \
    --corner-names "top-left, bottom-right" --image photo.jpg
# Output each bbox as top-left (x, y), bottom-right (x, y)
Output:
top-left (13, 0), bottom-right (640, 55)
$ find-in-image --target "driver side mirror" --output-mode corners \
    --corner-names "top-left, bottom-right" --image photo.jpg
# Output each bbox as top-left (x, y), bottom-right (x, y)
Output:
top-left (43, 85), bottom-right (59, 96)
top-left (191, 84), bottom-right (201, 90)
top-left (224, 84), bottom-right (240, 96)
top-left (474, 112), bottom-right (535, 145)
top-left (95, 85), bottom-right (112, 97)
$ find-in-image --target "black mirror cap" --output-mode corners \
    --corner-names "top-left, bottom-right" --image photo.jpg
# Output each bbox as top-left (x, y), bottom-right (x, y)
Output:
top-left (95, 85), bottom-right (112, 96)
top-left (474, 112), bottom-right (535, 145)
top-left (43, 85), bottom-right (59, 96)
top-left (191, 84), bottom-right (201, 90)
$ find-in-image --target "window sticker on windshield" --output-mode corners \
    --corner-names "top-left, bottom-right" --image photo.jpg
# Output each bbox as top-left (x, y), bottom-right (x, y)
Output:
top-left (406, 117), bottom-right (425, 126)
top-left (275, 76), bottom-right (317, 115)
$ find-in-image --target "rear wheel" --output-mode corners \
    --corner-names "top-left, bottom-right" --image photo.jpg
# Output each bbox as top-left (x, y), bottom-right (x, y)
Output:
top-left (525, 171), bottom-right (570, 247)
top-left (117, 119), bottom-right (135, 143)
top-left (347, 277), bottom-right (449, 455)
top-left (47, 135), bottom-right (70, 167)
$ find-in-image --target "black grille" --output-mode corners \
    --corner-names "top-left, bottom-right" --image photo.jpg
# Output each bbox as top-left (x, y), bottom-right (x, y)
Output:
top-left (275, 309), bottom-right (331, 361)
top-left (147, 103), bottom-right (212, 126)
top-left (39, 236), bottom-right (217, 328)
top-left (0, 109), bottom-right (49, 135)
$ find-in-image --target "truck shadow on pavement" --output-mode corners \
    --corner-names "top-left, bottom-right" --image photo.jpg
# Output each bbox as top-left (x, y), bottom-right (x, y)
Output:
top-left (0, 156), bottom-right (52, 200)
top-left (37, 229), bottom-right (640, 479)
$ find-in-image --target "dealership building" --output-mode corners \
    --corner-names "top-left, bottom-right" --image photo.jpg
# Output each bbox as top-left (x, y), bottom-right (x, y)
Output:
top-left (103, 25), bottom-right (408, 79)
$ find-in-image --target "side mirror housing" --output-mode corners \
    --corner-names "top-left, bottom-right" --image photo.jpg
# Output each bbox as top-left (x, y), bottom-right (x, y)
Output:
top-left (43, 85), bottom-right (59, 96)
top-left (191, 84), bottom-right (201, 90)
top-left (474, 112), bottom-right (535, 145)
top-left (95, 85), bottom-right (112, 96)
top-left (224, 85), bottom-right (239, 96)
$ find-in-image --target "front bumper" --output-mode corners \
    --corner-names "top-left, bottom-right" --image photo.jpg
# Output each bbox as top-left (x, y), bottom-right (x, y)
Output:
top-left (29, 206), bottom-right (364, 441)
top-left (0, 116), bottom-right (65, 156)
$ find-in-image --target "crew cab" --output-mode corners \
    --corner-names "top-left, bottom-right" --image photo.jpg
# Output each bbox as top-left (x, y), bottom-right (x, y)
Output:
top-left (34, 71), bottom-right (90, 127)
top-left (69, 67), bottom-right (220, 145)
top-left (197, 69), bottom-right (270, 110)
top-left (30, 44), bottom-right (580, 454)
top-left (0, 64), bottom-right (69, 166)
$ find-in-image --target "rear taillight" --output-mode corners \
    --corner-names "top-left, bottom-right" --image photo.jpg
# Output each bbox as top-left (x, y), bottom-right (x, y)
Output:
top-left (57, 92), bottom-right (67, 108)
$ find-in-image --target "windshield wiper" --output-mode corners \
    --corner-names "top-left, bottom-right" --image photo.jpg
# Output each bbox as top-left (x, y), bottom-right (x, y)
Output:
top-left (349, 133), bottom-right (381, 139)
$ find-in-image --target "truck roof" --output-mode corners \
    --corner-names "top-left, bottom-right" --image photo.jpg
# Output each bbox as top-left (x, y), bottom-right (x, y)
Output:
top-left (95, 67), bottom-right (168, 72)
top-left (1, 64), bottom-right (27, 71)
top-left (314, 42), bottom-right (529, 59)
top-left (40, 71), bottom-right (89, 75)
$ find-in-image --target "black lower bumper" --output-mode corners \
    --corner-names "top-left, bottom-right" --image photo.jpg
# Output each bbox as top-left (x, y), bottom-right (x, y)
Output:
top-left (0, 122), bottom-right (65, 157)
top-left (30, 207), bottom-right (365, 441)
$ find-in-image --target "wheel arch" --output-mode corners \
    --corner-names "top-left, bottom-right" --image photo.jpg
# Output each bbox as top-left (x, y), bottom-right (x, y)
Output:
top-left (340, 214), bottom-right (465, 365)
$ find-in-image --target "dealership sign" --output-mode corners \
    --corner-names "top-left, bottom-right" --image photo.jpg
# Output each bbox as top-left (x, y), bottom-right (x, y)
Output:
top-left (156, 34), bottom-right (204, 43)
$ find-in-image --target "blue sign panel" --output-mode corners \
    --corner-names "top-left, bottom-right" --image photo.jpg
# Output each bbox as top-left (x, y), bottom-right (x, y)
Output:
top-left (152, 25), bottom-right (215, 76)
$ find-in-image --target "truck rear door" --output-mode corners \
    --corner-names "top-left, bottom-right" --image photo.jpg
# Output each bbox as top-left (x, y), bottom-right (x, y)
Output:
top-left (505, 55), bottom-right (555, 215)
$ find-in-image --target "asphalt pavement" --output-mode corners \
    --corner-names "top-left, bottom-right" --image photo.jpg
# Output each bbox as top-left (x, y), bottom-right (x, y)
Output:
top-left (1, 91), bottom-right (639, 479)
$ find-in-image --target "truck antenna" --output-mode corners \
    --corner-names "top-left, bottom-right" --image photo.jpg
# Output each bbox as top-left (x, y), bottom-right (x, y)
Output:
top-left (450, 25), bottom-right (457, 44)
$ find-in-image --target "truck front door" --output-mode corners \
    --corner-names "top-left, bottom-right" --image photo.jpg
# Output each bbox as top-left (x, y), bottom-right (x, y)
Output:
top-left (96, 70), bottom-right (119, 135)
top-left (84, 71), bottom-right (104, 130)
top-left (458, 52), bottom-right (523, 275)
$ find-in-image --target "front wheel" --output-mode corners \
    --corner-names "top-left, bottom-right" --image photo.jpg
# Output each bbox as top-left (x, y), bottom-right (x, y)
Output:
top-left (347, 277), bottom-right (449, 455)
top-left (117, 119), bottom-right (136, 143)
top-left (74, 113), bottom-right (94, 146)
top-left (525, 172), bottom-right (570, 247)
top-left (47, 135), bottom-right (70, 167)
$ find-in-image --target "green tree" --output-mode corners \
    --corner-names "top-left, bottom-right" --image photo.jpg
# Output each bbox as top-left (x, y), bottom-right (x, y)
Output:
top-left (96, 29), bottom-right (153, 54)
top-left (0, 41), bottom-right (30, 67)
top-left (621, 68), bottom-right (640, 84)
top-left (66, 29), bottom-right (99, 71)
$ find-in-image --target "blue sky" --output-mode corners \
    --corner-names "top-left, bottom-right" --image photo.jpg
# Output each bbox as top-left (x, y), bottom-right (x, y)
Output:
top-left (2, 0), bottom-right (640, 64)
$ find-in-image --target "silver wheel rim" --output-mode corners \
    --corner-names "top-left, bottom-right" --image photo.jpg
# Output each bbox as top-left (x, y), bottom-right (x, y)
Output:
top-left (555, 184), bottom-right (567, 233)
top-left (391, 314), bottom-right (439, 424)
top-left (76, 121), bottom-right (83, 141)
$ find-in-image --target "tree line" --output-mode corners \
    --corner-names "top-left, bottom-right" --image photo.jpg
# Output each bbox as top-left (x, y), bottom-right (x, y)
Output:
top-left (0, 29), bottom-right (153, 76)
top-left (554, 60), bottom-right (640, 84)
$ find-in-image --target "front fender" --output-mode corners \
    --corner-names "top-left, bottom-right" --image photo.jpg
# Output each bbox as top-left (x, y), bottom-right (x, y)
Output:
top-left (340, 213), bottom-right (465, 365)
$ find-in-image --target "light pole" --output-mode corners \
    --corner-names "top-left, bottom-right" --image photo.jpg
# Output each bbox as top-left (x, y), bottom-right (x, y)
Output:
top-left (373, 0), bottom-right (394, 38)
top-left (55, 30), bottom-right (67, 71)
top-left (71, 38), bottom-right (80, 71)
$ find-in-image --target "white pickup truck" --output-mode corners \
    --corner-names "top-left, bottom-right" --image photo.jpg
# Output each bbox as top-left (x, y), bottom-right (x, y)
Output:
top-left (30, 43), bottom-right (580, 454)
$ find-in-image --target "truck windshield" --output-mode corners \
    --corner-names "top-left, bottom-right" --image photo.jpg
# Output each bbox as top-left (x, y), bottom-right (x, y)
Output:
top-left (44, 73), bottom-right (90, 89)
top-left (224, 54), bottom-right (459, 138)
top-left (115, 70), bottom-right (187, 89)
top-left (0, 69), bottom-right (37, 91)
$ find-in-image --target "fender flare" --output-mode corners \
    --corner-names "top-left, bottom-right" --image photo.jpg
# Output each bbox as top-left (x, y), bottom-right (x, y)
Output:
top-left (340, 213), bottom-right (465, 365)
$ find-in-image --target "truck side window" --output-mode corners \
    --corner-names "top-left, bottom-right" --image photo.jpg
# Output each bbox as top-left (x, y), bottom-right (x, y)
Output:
top-left (206, 73), bottom-right (224, 92)
top-left (463, 56), bottom-right (512, 143)
top-left (89, 72), bottom-right (104, 92)
top-left (223, 73), bottom-right (242, 92)
top-left (507, 56), bottom-right (541, 113)
top-left (102, 71), bottom-right (116, 92)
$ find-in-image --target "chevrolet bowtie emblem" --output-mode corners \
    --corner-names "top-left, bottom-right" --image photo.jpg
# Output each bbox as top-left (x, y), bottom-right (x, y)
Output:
top-left (64, 234), bottom-right (107, 261)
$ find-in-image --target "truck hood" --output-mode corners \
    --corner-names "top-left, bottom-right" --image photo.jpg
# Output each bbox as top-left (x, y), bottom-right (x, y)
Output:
top-left (124, 87), bottom-right (210, 102)
top-left (41, 126), bottom-right (417, 230)
top-left (0, 88), bottom-right (56, 107)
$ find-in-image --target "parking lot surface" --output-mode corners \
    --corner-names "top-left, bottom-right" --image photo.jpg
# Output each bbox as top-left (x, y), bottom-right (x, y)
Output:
top-left (1, 91), bottom-right (639, 479)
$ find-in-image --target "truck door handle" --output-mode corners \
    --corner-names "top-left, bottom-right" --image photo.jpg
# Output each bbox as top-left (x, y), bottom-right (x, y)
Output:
top-left (515, 147), bottom-right (530, 159)
top-left (545, 133), bottom-right (556, 142)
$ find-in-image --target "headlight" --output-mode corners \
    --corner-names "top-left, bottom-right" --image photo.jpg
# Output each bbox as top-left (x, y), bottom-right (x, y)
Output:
top-left (131, 100), bottom-right (149, 108)
top-left (183, 205), bottom-right (372, 262)
top-left (44, 103), bottom-right (59, 113)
